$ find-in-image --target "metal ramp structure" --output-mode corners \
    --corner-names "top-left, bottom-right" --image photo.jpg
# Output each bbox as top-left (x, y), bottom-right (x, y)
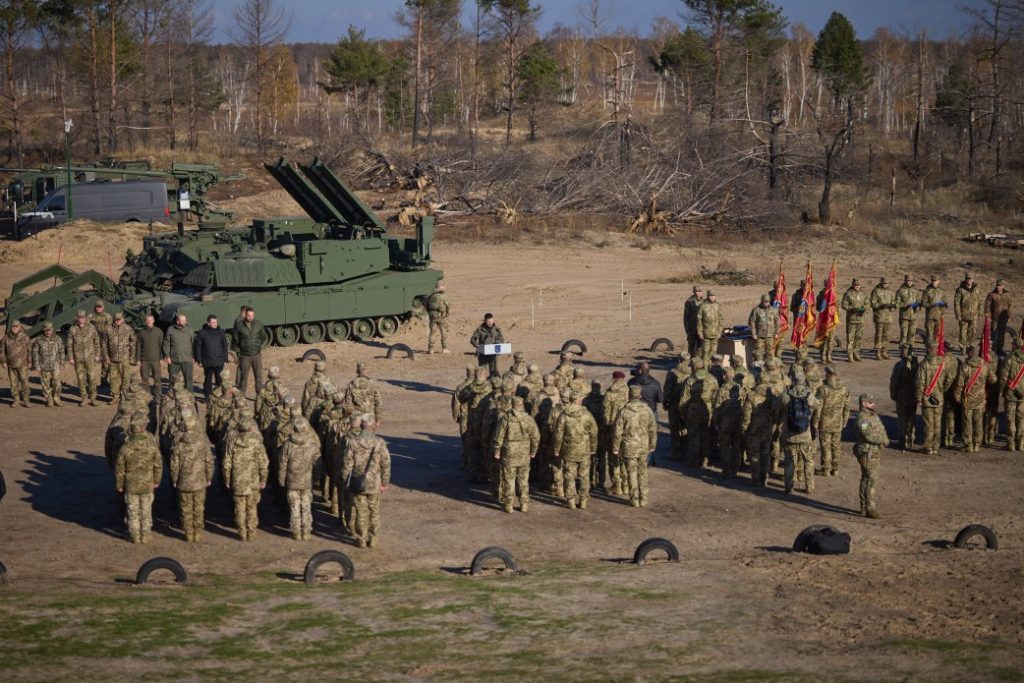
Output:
top-left (3, 264), bottom-right (117, 334)
top-left (263, 158), bottom-right (386, 232)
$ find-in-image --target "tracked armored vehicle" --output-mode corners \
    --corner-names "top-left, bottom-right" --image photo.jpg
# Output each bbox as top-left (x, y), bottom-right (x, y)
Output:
top-left (3, 158), bottom-right (442, 347)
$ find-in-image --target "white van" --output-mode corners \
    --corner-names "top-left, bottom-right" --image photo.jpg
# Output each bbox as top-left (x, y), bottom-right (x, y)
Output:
top-left (15, 180), bottom-right (170, 239)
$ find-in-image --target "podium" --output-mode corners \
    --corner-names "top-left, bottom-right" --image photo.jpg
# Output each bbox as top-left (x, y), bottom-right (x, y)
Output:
top-left (476, 343), bottom-right (512, 356)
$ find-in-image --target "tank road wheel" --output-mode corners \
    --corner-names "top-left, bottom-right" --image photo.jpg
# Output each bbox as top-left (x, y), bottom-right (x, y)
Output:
top-left (376, 316), bottom-right (400, 338)
top-left (301, 322), bottom-right (325, 344)
top-left (258, 327), bottom-right (272, 350)
top-left (326, 320), bottom-right (351, 342)
top-left (275, 325), bottom-right (299, 347)
top-left (351, 319), bottom-right (374, 342)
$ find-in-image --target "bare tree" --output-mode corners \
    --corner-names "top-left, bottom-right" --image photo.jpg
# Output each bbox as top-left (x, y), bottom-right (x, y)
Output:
top-left (480, 0), bottom-right (541, 144)
top-left (0, 0), bottom-right (37, 164)
top-left (231, 0), bottom-right (290, 155)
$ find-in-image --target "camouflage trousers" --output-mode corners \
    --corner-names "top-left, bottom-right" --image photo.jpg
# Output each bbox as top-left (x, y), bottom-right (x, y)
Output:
top-left (233, 493), bottom-right (260, 541)
top-left (873, 321), bottom-right (891, 357)
top-left (428, 317), bottom-right (449, 352)
top-left (125, 492), bottom-right (154, 543)
top-left (855, 447), bottom-right (880, 514)
top-left (108, 362), bottom-right (132, 401)
top-left (6, 366), bottom-right (30, 404)
top-left (958, 319), bottom-right (976, 351)
top-left (846, 322), bottom-right (863, 360)
top-left (700, 336), bottom-right (720, 363)
top-left (962, 407), bottom-right (985, 453)
top-left (898, 318), bottom-right (917, 350)
top-left (335, 484), bottom-right (352, 533)
top-left (920, 405), bottom-right (942, 454)
top-left (548, 452), bottom-right (563, 496)
top-left (287, 488), bottom-right (313, 540)
top-left (74, 361), bottom-right (98, 401)
top-left (622, 457), bottom-right (648, 506)
top-left (39, 369), bottom-right (63, 405)
top-left (746, 432), bottom-right (772, 486)
top-left (562, 458), bottom-right (591, 506)
top-left (500, 460), bottom-right (530, 508)
top-left (351, 493), bottom-right (380, 543)
top-left (942, 400), bottom-right (960, 447)
top-left (752, 337), bottom-right (772, 363)
top-left (783, 441), bottom-right (814, 494)
top-left (686, 416), bottom-right (710, 468)
top-left (591, 438), bottom-right (614, 489)
top-left (718, 427), bottom-right (742, 477)
top-left (896, 401), bottom-right (917, 449)
top-left (819, 431), bottom-right (842, 474)
top-left (819, 333), bottom-right (835, 363)
top-left (1006, 400), bottom-right (1024, 451)
top-left (924, 316), bottom-right (941, 345)
top-left (177, 489), bottom-right (206, 541)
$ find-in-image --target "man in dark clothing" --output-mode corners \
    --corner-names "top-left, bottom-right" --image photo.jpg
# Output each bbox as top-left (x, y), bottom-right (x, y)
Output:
top-left (683, 286), bottom-right (704, 356)
top-left (163, 313), bottom-right (196, 391)
top-left (627, 362), bottom-right (663, 466)
top-left (233, 307), bottom-right (266, 397)
top-left (134, 313), bottom-right (164, 395)
top-left (194, 314), bottom-right (229, 400)
top-left (469, 312), bottom-right (505, 376)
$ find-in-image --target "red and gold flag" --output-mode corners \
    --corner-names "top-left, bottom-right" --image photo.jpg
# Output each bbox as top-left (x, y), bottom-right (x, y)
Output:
top-left (981, 316), bottom-right (992, 362)
top-left (773, 263), bottom-right (789, 343)
top-left (815, 260), bottom-right (839, 346)
top-left (936, 316), bottom-right (946, 357)
top-left (790, 261), bottom-right (816, 348)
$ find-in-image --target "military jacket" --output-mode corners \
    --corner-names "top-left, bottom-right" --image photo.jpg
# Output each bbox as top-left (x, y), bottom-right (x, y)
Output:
top-left (344, 376), bottom-right (382, 422)
top-left (841, 288), bottom-right (869, 322)
top-left (955, 358), bottom-right (995, 410)
top-left (998, 351), bottom-right (1024, 402)
top-left (115, 433), bottom-right (162, 494)
top-left (816, 380), bottom-right (850, 432)
top-left (341, 431), bottom-right (391, 493)
top-left (895, 284), bottom-right (923, 321)
top-left (986, 290), bottom-right (1012, 320)
top-left (279, 430), bottom-right (321, 490)
top-left (612, 400), bottom-right (657, 459)
top-left (712, 382), bottom-right (747, 431)
top-left (223, 429), bottom-right (269, 494)
top-left (921, 285), bottom-right (947, 322)
top-left (854, 408), bottom-right (887, 455)
top-left (747, 305), bottom-right (779, 339)
top-left (427, 291), bottom-right (450, 318)
top-left (697, 301), bottom-right (723, 339)
top-left (954, 284), bottom-right (983, 322)
top-left (552, 404), bottom-right (599, 461)
top-left (1, 329), bottom-right (32, 367)
top-left (106, 324), bottom-right (136, 363)
top-left (31, 334), bottom-right (65, 371)
top-left (869, 285), bottom-right (896, 322)
top-left (67, 324), bottom-right (101, 363)
top-left (170, 431), bottom-right (214, 492)
top-left (493, 408), bottom-right (541, 465)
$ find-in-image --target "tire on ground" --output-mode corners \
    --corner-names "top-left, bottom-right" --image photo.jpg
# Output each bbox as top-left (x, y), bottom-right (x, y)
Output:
top-left (304, 550), bottom-right (356, 585)
top-left (793, 525), bottom-right (838, 553)
top-left (301, 348), bottom-right (327, 363)
top-left (560, 339), bottom-right (588, 356)
top-left (633, 537), bottom-right (680, 564)
top-left (386, 343), bottom-right (415, 360)
top-left (136, 557), bottom-right (188, 585)
top-left (649, 338), bottom-right (675, 353)
top-left (470, 546), bottom-right (518, 575)
top-left (953, 524), bottom-right (998, 550)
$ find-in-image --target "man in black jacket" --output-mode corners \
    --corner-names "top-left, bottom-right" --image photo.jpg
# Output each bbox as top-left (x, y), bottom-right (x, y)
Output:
top-left (194, 314), bottom-right (229, 400)
top-left (628, 362), bottom-right (663, 466)
top-left (469, 313), bottom-right (505, 376)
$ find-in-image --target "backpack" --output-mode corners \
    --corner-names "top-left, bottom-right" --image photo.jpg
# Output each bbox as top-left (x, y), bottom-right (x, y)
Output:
top-left (805, 528), bottom-right (851, 555)
top-left (786, 393), bottom-right (811, 434)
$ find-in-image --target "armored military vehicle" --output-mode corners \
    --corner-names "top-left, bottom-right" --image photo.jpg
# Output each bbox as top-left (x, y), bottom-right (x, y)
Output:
top-left (3, 158), bottom-right (442, 347)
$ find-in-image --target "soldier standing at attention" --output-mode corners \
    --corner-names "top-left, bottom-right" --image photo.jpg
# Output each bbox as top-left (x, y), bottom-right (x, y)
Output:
top-left (853, 394), bottom-right (888, 518)
top-left (816, 366), bottom-right (850, 476)
top-left (470, 312), bottom-right (505, 377)
top-left (954, 346), bottom-right (996, 453)
top-left (779, 370), bottom-right (819, 495)
top-left (115, 422), bottom-right (162, 543)
top-left (840, 278), bottom-right (868, 362)
top-left (915, 345), bottom-right (953, 455)
top-left (135, 313), bottom-right (164, 397)
top-left (663, 352), bottom-right (691, 461)
top-left (985, 279), bottom-right (1012, 355)
top-left (748, 294), bottom-right (779, 362)
top-left (106, 312), bottom-right (136, 403)
top-left (493, 396), bottom-right (540, 513)
top-left (67, 309), bottom-right (102, 406)
top-left (1, 320), bottom-right (32, 407)
top-left (890, 347), bottom-right (919, 450)
top-left (233, 307), bottom-right (266, 398)
top-left (954, 272), bottom-right (983, 354)
top-left (278, 417), bottom-right (321, 540)
top-left (223, 415), bottom-right (269, 541)
top-left (89, 300), bottom-right (113, 385)
top-left (341, 415), bottom-right (391, 548)
top-left (683, 285), bottom-right (704, 357)
top-left (163, 313), bottom-right (196, 393)
top-left (169, 413), bottom-right (214, 542)
top-left (922, 275), bottom-right (947, 344)
top-left (895, 274), bottom-right (923, 355)
top-left (426, 281), bottom-right (451, 354)
top-left (344, 362), bottom-right (383, 426)
top-left (302, 361), bottom-right (329, 418)
top-left (611, 386), bottom-right (657, 507)
top-left (869, 276), bottom-right (896, 360)
top-left (31, 321), bottom-right (66, 407)
top-left (696, 290), bottom-right (723, 363)
top-left (998, 337), bottom-right (1024, 451)
top-left (552, 390), bottom-right (598, 510)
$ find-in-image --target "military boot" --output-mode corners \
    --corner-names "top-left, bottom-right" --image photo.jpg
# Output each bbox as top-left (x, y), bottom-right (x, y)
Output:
top-left (866, 509), bottom-right (880, 519)
top-left (519, 501), bottom-right (529, 513)
top-left (566, 499), bottom-right (576, 510)
top-left (503, 503), bottom-right (513, 513)
top-left (367, 536), bottom-right (377, 548)
top-left (578, 498), bottom-right (587, 510)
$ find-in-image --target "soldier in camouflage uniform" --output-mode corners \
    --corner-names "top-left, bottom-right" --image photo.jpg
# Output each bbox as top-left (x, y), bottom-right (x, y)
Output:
top-left (779, 370), bottom-right (819, 494)
top-left (683, 285), bottom-right (704, 357)
top-left (743, 382), bottom-right (776, 486)
top-left (895, 274), bottom-right (923, 355)
top-left (732, 354), bottom-right (755, 389)
top-left (460, 368), bottom-right (492, 476)
top-left (954, 345), bottom-right (995, 453)
top-left (890, 347), bottom-right (919, 449)
top-left (1, 320), bottom-right (32, 406)
top-left (552, 390), bottom-right (598, 509)
top-left (105, 403), bottom-right (136, 468)
top-left (169, 413), bottom-right (214, 542)
top-left (712, 367), bottom-right (747, 477)
top-left (90, 300), bottom-right (113, 385)
top-left (255, 366), bottom-right (286, 431)
top-left (223, 415), bottom-right (269, 541)
top-left (611, 385), bottom-right (657, 507)
top-left (569, 367), bottom-right (589, 398)
top-left (998, 337), bottom-right (1024, 451)
top-left (921, 275), bottom-right (948, 345)
top-left (482, 381), bottom-right (514, 493)
top-left (663, 352), bottom-right (691, 460)
top-left (301, 361), bottom-right (329, 418)
top-left (67, 310), bottom-right (102, 405)
top-left (331, 414), bottom-right (362, 532)
top-left (452, 365), bottom-right (476, 465)
top-left (502, 351), bottom-right (528, 388)
top-left (344, 362), bottom-right (383, 425)
top-left (531, 374), bottom-right (561, 486)
top-left (517, 363), bottom-right (543, 411)
top-left (816, 366), bottom-right (850, 475)
top-left (985, 279), bottom-right (1012, 354)
top-left (761, 357), bottom-right (788, 471)
top-left (552, 352), bottom-right (574, 388)
top-left (915, 345), bottom-right (954, 455)
top-left (869, 276), bottom-right (896, 360)
top-left (341, 416), bottom-right (391, 547)
top-left (748, 294), bottom-right (779, 362)
top-left (941, 353), bottom-right (962, 448)
top-left (841, 278), bottom-right (868, 362)
top-left (679, 357), bottom-right (718, 468)
top-left (600, 371), bottom-right (629, 492)
top-left (854, 394), bottom-right (888, 518)
top-left (105, 312), bottom-right (136, 402)
top-left (278, 417), bottom-right (321, 540)
top-left (542, 386), bottom-right (571, 496)
top-left (493, 396), bottom-right (540, 512)
top-left (31, 321), bottom-right (66, 407)
top-left (270, 401), bottom-right (302, 491)
top-left (954, 272), bottom-right (983, 354)
top-left (206, 377), bottom-right (236, 441)
top-left (696, 290), bottom-right (723, 362)
top-left (317, 393), bottom-right (348, 505)
top-left (115, 422), bottom-right (162, 543)
top-left (426, 281), bottom-right (451, 354)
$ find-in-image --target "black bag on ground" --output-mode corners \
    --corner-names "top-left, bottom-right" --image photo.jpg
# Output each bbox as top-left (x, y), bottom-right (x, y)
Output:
top-left (786, 394), bottom-right (811, 434)
top-left (805, 528), bottom-right (851, 555)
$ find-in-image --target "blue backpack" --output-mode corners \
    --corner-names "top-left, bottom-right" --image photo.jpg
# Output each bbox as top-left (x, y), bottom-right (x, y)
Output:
top-left (787, 394), bottom-right (812, 434)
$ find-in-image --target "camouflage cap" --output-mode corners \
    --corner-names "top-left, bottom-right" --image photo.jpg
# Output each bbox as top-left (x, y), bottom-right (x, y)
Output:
top-left (996, 279), bottom-right (1006, 286)
top-left (677, 350), bottom-right (690, 360)
top-left (356, 361), bottom-right (366, 373)
top-left (113, 311), bottom-right (124, 321)
top-left (559, 386), bottom-right (573, 400)
top-left (591, 380), bottom-right (602, 389)
top-left (791, 370), bottom-right (806, 384)
top-left (929, 274), bottom-right (939, 282)
top-left (490, 377), bottom-right (503, 389)
top-left (513, 351), bottom-right (525, 360)
top-left (731, 354), bottom-right (745, 366)
top-left (466, 364), bottom-right (477, 376)
top-left (760, 293), bottom-right (771, 303)
top-left (76, 309), bottom-right (87, 318)
top-left (693, 285), bottom-right (703, 293)
top-left (94, 299), bottom-right (105, 308)
top-left (512, 396), bottom-right (525, 407)
top-left (903, 274), bottom-right (913, 281)
top-left (628, 385), bottom-right (642, 399)
top-left (706, 289), bottom-right (716, 297)
top-left (282, 395), bottom-right (296, 405)
top-left (268, 366), bottom-right (280, 379)
top-left (314, 360), bottom-right (326, 372)
top-left (221, 376), bottom-right (234, 388)
top-left (964, 271), bottom-right (973, 280)
top-left (824, 364), bottom-right (838, 375)
top-left (852, 278), bottom-right (860, 286)
top-left (559, 351), bottom-right (570, 360)
top-left (711, 354), bottom-right (723, 363)
top-left (691, 357), bottom-right (706, 370)
top-left (573, 367), bottom-right (585, 378)
top-left (332, 392), bottom-right (345, 404)
top-left (528, 363), bottom-right (539, 372)
top-left (859, 393), bottom-right (875, 404)
top-left (880, 276), bottom-right (889, 284)
top-left (41, 321), bottom-right (53, 330)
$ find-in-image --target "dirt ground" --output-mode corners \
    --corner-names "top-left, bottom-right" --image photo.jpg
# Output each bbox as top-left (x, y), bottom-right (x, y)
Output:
top-left (1, 216), bottom-right (1023, 681)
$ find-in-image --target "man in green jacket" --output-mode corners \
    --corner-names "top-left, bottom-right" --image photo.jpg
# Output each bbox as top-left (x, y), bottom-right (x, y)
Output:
top-left (163, 313), bottom-right (196, 393)
top-left (233, 307), bottom-right (266, 397)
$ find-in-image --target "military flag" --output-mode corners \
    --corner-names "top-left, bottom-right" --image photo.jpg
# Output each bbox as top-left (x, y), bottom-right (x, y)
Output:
top-left (936, 315), bottom-right (946, 357)
top-left (815, 260), bottom-right (840, 346)
top-left (772, 263), bottom-right (789, 343)
top-left (981, 316), bottom-right (992, 363)
top-left (790, 262), bottom-right (816, 348)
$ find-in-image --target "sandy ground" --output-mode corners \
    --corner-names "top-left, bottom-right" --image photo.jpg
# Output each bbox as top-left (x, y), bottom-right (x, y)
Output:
top-left (1, 222), bottom-right (1023, 678)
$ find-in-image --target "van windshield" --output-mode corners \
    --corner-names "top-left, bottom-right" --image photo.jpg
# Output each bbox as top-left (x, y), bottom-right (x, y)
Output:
top-left (36, 193), bottom-right (65, 212)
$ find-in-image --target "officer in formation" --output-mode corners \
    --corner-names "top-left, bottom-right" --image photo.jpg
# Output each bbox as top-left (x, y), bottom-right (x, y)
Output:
top-left (426, 280), bottom-right (451, 354)
top-left (1, 320), bottom-right (32, 407)
top-left (853, 393), bottom-right (887, 518)
top-left (340, 414), bottom-right (391, 547)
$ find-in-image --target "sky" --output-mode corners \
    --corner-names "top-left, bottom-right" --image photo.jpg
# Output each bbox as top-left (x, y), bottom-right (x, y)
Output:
top-left (210, 0), bottom-right (989, 44)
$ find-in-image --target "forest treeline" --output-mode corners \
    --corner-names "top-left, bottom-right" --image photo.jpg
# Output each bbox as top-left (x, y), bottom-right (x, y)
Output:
top-left (1, 0), bottom-right (1022, 227)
